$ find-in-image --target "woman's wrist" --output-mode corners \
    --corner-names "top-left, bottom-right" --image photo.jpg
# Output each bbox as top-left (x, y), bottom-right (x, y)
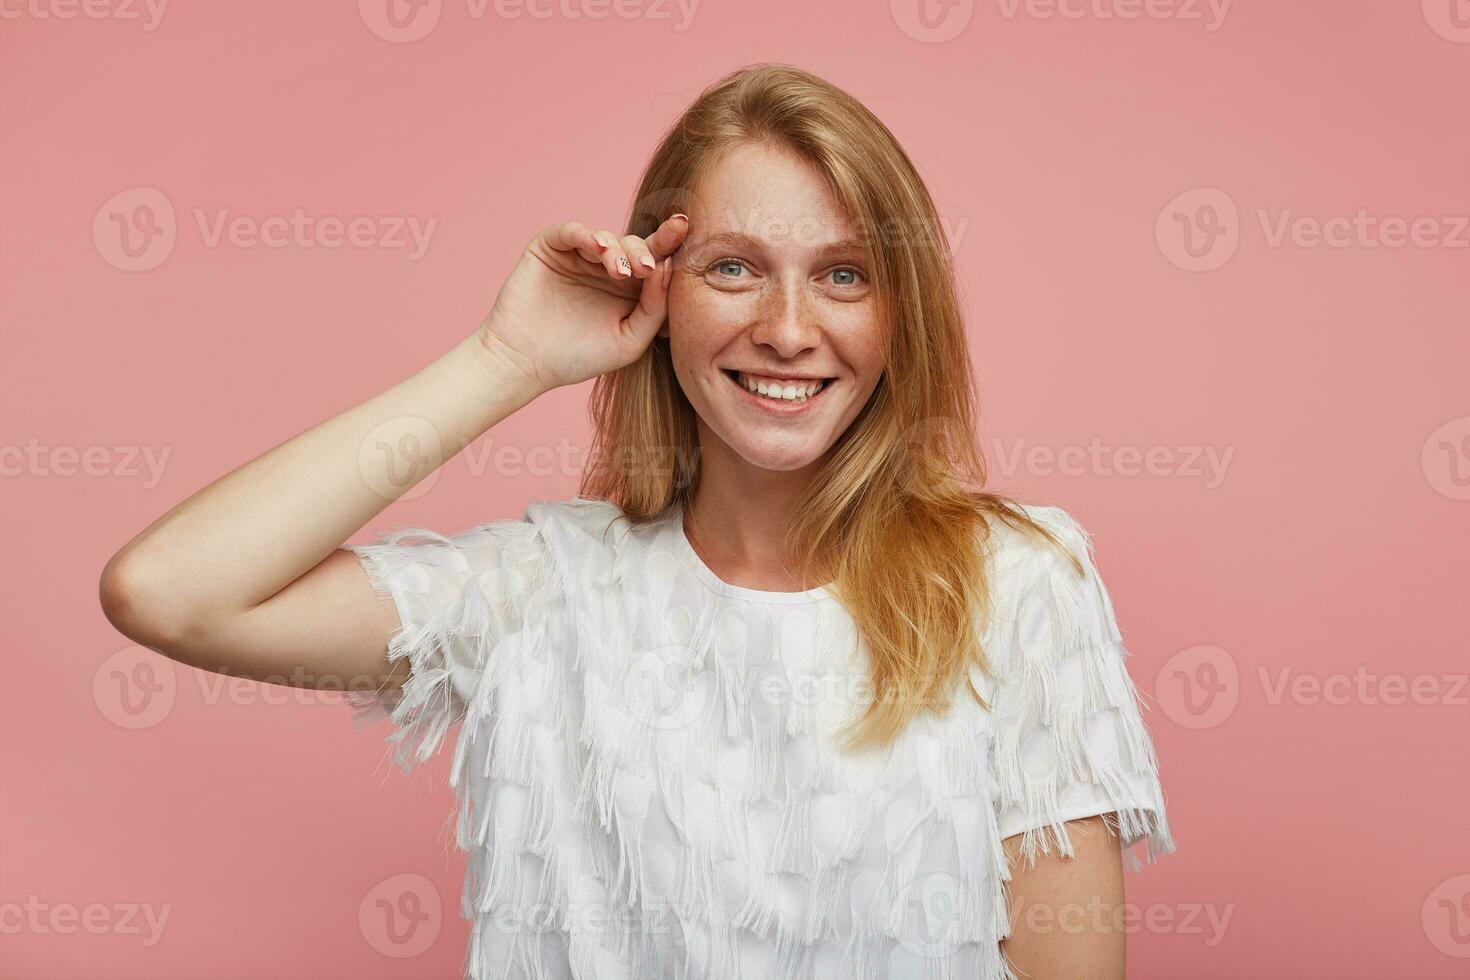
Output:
top-left (443, 328), bottom-right (549, 423)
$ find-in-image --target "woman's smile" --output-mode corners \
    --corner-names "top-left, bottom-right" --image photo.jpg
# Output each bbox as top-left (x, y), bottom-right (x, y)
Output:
top-left (720, 368), bottom-right (837, 415)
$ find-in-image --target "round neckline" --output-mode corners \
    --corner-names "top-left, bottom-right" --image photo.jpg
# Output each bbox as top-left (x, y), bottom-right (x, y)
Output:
top-left (670, 509), bottom-right (833, 604)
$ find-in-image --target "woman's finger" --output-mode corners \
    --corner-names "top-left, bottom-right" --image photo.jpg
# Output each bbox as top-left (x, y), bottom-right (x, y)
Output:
top-left (620, 235), bottom-right (659, 279)
top-left (643, 213), bottom-right (691, 260)
top-left (622, 253), bottom-right (673, 349)
top-left (543, 220), bottom-right (604, 265)
top-left (591, 229), bottom-right (633, 280)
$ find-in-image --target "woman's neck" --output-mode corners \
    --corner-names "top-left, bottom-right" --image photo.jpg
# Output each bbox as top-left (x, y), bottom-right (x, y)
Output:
top-left (683, 441), bottom-right (822, 593)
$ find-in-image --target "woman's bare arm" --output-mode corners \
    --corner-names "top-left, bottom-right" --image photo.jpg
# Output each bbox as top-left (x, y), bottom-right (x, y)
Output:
top-left (98, 333), bottom-right (545, 693)
top-left (999, 815), bottom-right (1129, 980)
top-left (99, 215), bottom-right (689, 697)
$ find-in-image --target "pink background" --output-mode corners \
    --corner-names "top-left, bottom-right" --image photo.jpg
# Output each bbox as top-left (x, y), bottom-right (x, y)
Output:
top-left (4, 1), bottom-right (1468, 976)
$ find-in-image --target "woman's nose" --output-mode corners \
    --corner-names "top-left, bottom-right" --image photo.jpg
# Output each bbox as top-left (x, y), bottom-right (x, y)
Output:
top-left (749, 280), bottom-right (821, 357)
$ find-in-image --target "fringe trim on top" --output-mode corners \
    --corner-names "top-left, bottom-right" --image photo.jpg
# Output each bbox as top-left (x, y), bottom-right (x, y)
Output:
top-left (986, 506), bottom-right (1177, 881)
top-left (345, 518), bottom-right (563, 777)
top-left (346, 499), bottom-right (1175, 979)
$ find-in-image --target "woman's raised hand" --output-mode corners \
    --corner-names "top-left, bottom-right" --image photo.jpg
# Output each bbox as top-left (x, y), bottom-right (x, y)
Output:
top-left (476, 214), bottom-right (690, 393)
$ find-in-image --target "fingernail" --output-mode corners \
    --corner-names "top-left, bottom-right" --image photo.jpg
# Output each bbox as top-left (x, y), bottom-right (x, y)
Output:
top-left (640, 255), bottom-right (656, 270)
top-left (593, 233), bottom-right (608, 249)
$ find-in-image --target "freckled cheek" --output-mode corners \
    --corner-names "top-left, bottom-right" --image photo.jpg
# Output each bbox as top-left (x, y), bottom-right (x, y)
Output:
top-left (822, 310), bottom-right (886, 377)
top-left (669, 283), bottom-right (759, 347)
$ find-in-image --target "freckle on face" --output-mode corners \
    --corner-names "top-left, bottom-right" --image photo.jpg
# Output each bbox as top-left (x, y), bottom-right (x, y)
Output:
top-left (662, 141), bottom-right (887, 474)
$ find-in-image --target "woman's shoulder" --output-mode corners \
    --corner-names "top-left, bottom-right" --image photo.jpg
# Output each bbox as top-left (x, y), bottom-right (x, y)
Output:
top-left (982, 498), bottom-right (1093, 569)
top-left (525, 494), bottom-right (626, 532)
top-left (522, 495), bottom-right (666, 574)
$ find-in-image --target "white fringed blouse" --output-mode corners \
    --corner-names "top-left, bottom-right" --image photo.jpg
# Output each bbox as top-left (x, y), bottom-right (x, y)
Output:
top-left (347, 496), bottom-right (1174, 980)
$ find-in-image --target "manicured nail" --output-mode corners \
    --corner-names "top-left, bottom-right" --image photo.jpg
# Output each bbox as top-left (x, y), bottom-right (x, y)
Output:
top-left (593, 233), bottom-right (608, 249)
top-left (640, 255), bottom-right (656, 270)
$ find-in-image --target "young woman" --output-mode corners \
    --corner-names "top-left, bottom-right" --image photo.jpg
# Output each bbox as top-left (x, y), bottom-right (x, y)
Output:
top-left (101, 64), bottom-right (1174, 980)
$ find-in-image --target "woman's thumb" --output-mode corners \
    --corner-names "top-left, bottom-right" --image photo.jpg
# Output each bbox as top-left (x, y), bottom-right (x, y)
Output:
top-left (622, 254), bottom-right (672, 348)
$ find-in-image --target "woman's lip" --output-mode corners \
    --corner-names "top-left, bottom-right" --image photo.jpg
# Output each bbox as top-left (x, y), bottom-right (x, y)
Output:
top-left (723, 369), bottom-right (833, 415)
top-left (728, 370), bottom-right (831, 383)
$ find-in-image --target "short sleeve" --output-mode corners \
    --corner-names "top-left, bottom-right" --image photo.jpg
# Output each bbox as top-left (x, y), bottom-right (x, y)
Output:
top-left (345, 515), bottom-right (558, 775)
top-left (987, 506), bottom-right (1176, 872)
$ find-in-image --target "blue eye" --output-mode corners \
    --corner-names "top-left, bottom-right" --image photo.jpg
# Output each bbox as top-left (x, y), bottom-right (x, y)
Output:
top-left (714, 259), bottom-right (746, 277)
top-left (830, 267), bottom-right (864, 286)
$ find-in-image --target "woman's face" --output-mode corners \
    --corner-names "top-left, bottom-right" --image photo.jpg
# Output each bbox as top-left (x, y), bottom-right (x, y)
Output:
top-left (661, 141), bottom-right (886, 474)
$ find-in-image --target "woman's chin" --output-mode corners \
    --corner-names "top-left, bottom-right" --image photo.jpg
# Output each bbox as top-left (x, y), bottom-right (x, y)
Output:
top-left (725, 433), bottom-right (832, 473)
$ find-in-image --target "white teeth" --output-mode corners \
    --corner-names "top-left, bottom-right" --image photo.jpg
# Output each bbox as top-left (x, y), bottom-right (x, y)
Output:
top-left (736, 372), bottom-right (826, 402)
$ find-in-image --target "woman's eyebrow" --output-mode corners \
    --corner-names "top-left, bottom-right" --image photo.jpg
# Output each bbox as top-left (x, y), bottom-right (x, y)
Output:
top-left (686, 230), bottom-right (869, 256)
top-left (685, 230), bottom-right (764, 253)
